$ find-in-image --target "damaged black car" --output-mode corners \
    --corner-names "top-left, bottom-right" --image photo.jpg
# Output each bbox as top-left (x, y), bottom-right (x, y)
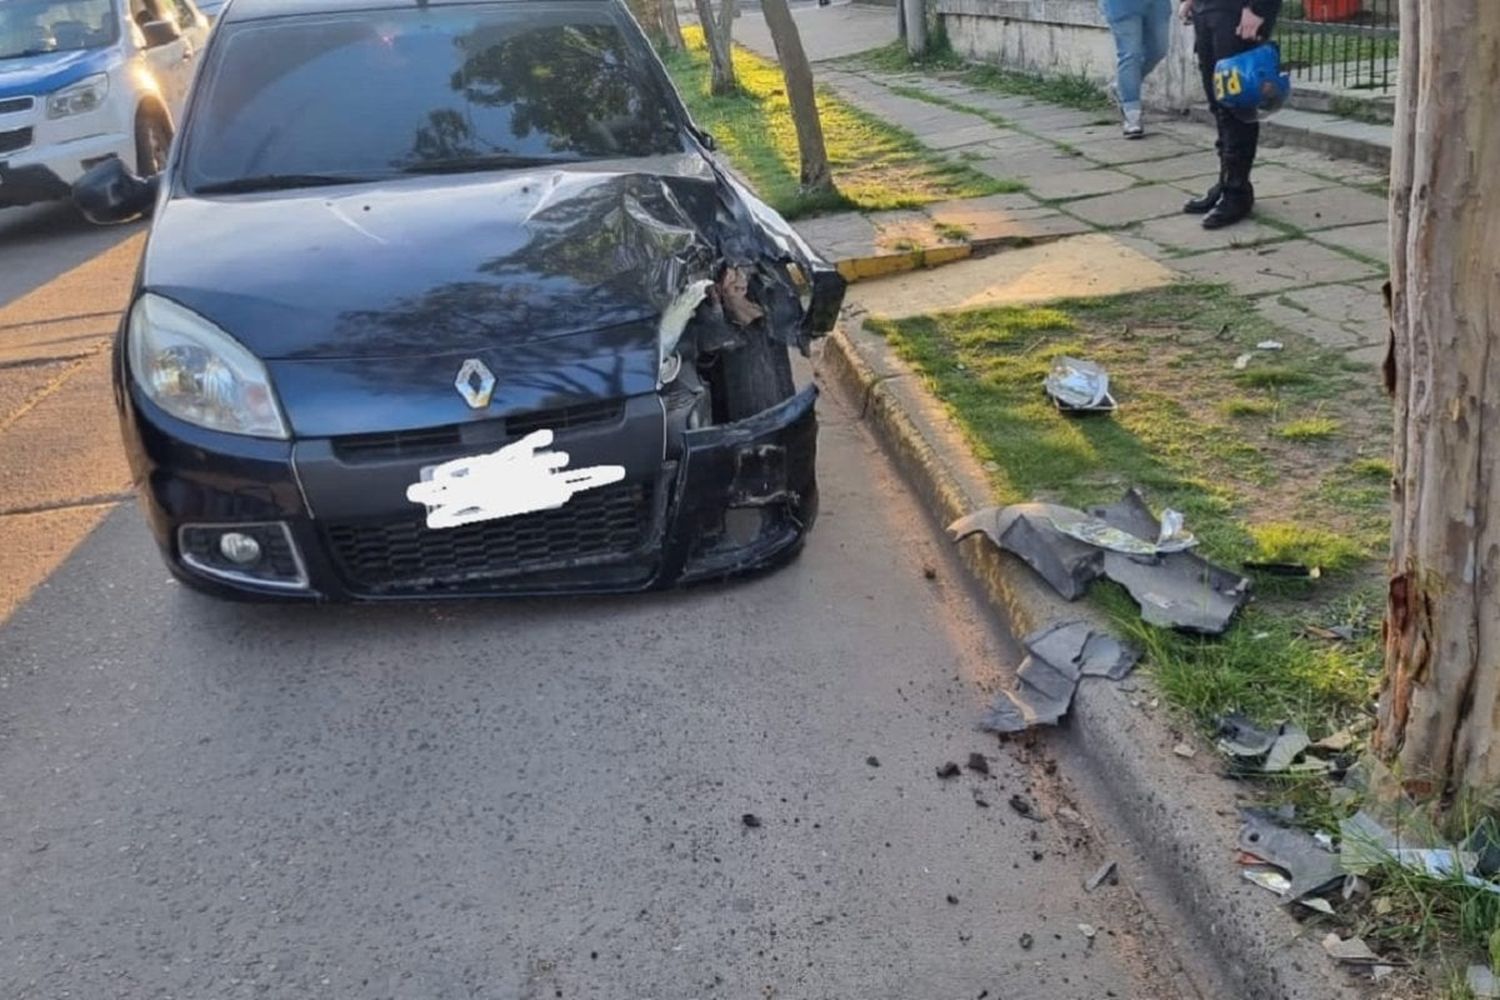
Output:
top-left (75, 0), bottom-right (845, 599)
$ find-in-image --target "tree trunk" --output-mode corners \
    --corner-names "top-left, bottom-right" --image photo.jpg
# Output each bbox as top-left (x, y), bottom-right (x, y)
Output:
top-left (1375, 0), bottom-right (1500, 808)
top-left (902, 0), bottom-right (927, 57)
top-left (760, 0), bottom-right (836, 195)
top-left (660, 0), bottom-right (685, 51)
top-left (694, 0), bottom-right (737, 95)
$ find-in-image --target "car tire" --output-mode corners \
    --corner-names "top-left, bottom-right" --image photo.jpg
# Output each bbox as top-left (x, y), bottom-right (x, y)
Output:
top-left (717, 335), bottom-right (796, 422)
top-left (135, 110), bottom-right (172, 177)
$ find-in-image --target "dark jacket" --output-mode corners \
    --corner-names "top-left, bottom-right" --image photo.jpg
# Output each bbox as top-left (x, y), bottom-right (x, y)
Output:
top-left (1194, 0), bottom-right (1281, 18)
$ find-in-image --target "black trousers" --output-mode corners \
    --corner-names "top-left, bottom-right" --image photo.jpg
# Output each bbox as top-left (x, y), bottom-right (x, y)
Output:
top-left (1193, 7), bottom-right (1275, 193)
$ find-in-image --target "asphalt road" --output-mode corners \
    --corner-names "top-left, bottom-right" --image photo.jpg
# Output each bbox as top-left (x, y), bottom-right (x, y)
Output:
top-left (0, 206), bottom-right (1199, 999)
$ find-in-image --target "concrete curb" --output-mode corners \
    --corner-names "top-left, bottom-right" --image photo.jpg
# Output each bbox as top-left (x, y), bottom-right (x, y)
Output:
top-left (817, 320), bottom-right (1363, 1000)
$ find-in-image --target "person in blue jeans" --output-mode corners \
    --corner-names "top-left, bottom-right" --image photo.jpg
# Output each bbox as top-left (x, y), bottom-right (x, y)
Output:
top-left (1100, 0), bottom-right (1174, 138)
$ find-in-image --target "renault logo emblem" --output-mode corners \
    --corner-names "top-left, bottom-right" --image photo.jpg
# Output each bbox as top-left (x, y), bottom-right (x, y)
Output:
top-left (455, 359), bottom-right (496, 409)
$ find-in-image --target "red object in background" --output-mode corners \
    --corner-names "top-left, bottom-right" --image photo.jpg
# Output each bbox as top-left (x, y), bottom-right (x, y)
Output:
top-left (1304, 0), bottom-right (1361, 22)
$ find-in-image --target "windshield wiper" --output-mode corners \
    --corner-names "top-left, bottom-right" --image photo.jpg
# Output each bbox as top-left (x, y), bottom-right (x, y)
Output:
top-left (401, 154), bottom-right (576, 175)
top-left (194, 173), bottom-right (379, 195)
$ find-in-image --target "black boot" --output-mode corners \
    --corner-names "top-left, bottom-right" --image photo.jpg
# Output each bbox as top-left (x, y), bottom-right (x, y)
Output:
top-left (1184, 182), bottom-right (1222, 215)
top-left (1202, 182), bottom-right (1254, 228)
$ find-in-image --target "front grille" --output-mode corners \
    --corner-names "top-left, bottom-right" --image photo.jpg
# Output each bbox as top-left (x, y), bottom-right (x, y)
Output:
top-left (324, 481), bottom-right (652, 593)
top-left (0, 127), bottom-right (33, 155)
top-left (333, 424), bottom-right (463, 463)
top-left (329, 399), bottom-right (627, 464)
top-left (0, 98), bottom-right (34, 115)
top-left (508, 398), bottom-right (624, 436)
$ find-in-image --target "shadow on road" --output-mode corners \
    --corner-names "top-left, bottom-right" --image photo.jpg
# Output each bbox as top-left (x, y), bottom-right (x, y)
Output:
top-left (0, 202), bottom-right (144, 309)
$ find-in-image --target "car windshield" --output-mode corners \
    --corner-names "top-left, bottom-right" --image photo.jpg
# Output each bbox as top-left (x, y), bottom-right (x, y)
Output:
top-left (0, 0), bottom-right (118, 59)
top-left (181, 4), bottom-right (686, 193)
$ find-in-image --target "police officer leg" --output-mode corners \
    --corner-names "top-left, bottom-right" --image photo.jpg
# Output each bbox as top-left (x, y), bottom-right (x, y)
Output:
top-left (1183, 9), bottom-right (1225, 214)
top-left (1203, 11), bottom-right (1268, 228)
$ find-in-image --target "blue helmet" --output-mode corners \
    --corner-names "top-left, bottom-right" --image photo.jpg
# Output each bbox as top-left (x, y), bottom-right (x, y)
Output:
top-left (1213, 43), bottom-right (1292, 120)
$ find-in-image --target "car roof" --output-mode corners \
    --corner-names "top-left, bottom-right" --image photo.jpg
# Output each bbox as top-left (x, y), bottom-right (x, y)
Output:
top-left (221, 0), bottom-right (617, 24)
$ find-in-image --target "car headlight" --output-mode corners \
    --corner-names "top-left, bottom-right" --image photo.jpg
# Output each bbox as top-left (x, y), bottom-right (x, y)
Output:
top-left (127, 293), bottom-right (290, 439)
top-left (46, 73), bottom-right (109, 119)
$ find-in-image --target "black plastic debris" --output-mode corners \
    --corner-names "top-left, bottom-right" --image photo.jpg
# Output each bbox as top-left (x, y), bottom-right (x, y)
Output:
top-left (936, 761), bottom-right (962, 779)
top-left (866, 755), bottom-right (881, 768)
top-left (1216, 715), bottom-right (1329, 775)
top-left (982, 620), bottom-right (1141, 734)
top-left (1238, 809), bottom-right (1343, 901)
top-left (946, 894), bottom-right (959, 905)
top-left (952, 490), bottom-right (1250, 635)
top-left (742, 813), bottom-right (762, 828)
top-left (950, 504), bottom-right (1102, 601)
top-left (1008, 793), bottom-right (1042, 821)
top-left (1018, 932), bottom-right (1034, 950)
top-left (966, 752), bottom-right (990, 775)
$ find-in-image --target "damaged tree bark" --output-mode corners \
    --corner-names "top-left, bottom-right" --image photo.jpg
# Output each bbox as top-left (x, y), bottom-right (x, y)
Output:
top-left (759, 0), bottom-right (836, 195)
top-left (1375, 0), bottom-right (1500, 808)
top-left (694, 0), bottom-right (738, 94)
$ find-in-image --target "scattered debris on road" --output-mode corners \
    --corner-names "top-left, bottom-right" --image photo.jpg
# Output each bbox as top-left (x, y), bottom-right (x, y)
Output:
top-left (866, 755), bottom-right (881, 767)
top-left (965, 752), bottom-right (990, 775)
top-left (1008, 793), bottom-right (1043, 821)
top-left (1085, 861), bottom-right (1117, 892)
top-left (1320, 932), bottom-right (1395, 981)
top-left (936, 761), bottom-right (962, 779)
top-left (951, 490), bottom-right (1249, 635)
top-left (1238, 809), bottom-right (1343, 902)
top-left (1172, 742), bottom-right (1197, 759)
top-left (742, 813), bottom-right (762, 828)
top-left (1044, 356), bottom-right (1116, 413)
top-left (982, 620), bottom-right (1140, 734)
top-left (946, 894), bottom-right (959, 905)
top-left (1019, 932), bottom-right (1034, 950)
top-left (1077, 922), bottom-right (1097, 942)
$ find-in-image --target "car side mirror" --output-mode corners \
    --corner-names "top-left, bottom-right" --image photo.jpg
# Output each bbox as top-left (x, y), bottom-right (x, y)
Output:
top-left (73, 157), bottom-right (160, 225)
top-left (140, 19), bottom-right (181, 47)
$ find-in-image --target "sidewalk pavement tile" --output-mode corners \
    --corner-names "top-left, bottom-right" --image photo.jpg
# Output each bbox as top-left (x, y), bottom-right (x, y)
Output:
top-left (1062, 184), bottom-right (1189, 227)
top-left (917, 122), bottom-right (1015, 150)
top-left (1001, 107), bottom-right (1106, 131)
top-left (926, 195), bottom-right (1090, 243)
top-left (846, 233), bottom-right (1179, 320)
top-left (1026, 168), bottom-right (1138, 201)
top-left (1124, 150), bottom-right (1222, 183)
top-left (1173, 240), bottom-right (1381, 295)
top-left (1135, 214), bottom-right (1289, 253)
top-left (1066, 134), bottom-right (1200, 167)
top-left (1255, 298), bottom-right (1366, 350)
top-left (795, 212), bottom-right (879, 262)
top-left (1279, 281), bottom-right (1388, 337)
top-left (1258, 187), bottom-right (1388, 232)
top-left (1261, 147), bottom-right (1388, 187)
top-left (1311, 222), bottom-right (1389, 265)
top-left (971, 148), bottom-right (1089, 183)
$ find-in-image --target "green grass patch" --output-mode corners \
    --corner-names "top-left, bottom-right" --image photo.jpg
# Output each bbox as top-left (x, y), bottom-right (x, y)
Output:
top-left (868, 283), bottom-right (1387, 734)
top-left (1277, 415), bottom-right (1341, 440)
top-left (1352, 457), bottom-right (1394, 480)
top-left (662, 30), bottom-right (1003, 218)
top-left (1250, 522), bottom-right (1367, 573)
top-left (1221, 397), bottom-right (1277, 418)
top-left (850, 41), bottom-right (1110, 112)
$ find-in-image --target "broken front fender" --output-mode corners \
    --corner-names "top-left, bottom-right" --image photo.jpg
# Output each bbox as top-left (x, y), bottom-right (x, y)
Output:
top-left (664, 384), bottom-right (819, 583)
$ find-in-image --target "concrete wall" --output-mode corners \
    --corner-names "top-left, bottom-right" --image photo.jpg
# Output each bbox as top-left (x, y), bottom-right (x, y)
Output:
top-left (933, 0), bottom-right (1204, 112)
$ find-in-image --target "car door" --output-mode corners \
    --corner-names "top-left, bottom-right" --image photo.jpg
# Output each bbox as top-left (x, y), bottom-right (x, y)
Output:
top-left (130, 0), bottom-right (194, 115)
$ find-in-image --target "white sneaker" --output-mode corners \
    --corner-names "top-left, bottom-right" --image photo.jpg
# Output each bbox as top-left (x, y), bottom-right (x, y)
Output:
top-left (1123, 108), bottom-right (1144, 139)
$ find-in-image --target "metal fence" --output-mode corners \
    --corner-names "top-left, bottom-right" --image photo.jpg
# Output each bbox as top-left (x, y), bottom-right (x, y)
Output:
top-left (1276, 0), bottom-right (1399, 94)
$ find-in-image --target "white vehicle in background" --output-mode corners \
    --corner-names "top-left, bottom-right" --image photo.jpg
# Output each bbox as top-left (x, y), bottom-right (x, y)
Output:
top-left (0, 0), bottom-right (207, 208)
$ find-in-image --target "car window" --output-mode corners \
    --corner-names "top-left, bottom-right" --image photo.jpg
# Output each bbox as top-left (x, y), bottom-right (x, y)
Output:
top-left (181, 4), bottom-right (685, 191)
top-left (0, 0), bottom-right (119, 59)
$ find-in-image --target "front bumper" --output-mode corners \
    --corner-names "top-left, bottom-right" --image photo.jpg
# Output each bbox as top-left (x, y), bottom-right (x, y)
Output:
top-left (0, 131), bottom-right (133, 206)
top-left (119, 379), bottom-right (819, 601)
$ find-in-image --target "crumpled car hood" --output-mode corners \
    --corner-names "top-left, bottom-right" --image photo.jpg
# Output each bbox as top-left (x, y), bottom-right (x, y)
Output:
top-left (143, 157), bottom-right (734, 361)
